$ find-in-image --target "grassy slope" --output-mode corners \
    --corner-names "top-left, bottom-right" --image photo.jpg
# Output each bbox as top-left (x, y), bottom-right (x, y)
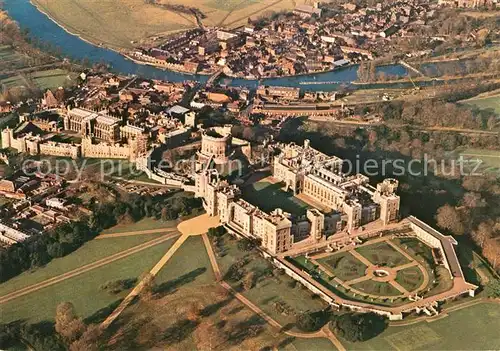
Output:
top-left (0, 238), bottom-right (176, 323)
top-left (0, 233), bottom-right (166, 297)
top-left (101, 217), bottom-right (177, 234)
top-left (216, 235), bottom-right (327, 328)
top-left (341, 302), bottom-right (500, 350)
top-left (154, 235), bottom-right (215, 287)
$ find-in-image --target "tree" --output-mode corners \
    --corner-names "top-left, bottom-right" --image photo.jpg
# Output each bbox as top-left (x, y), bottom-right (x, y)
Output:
top-left (332, 312), bottom-right (388, 342)
top-left (471, 222), bottom-right (493, 249)
top-left (436, 204), bottom-right (465, 235)
top-left (462, 192), bottom-right (486, 209)
top-left (69, 324), bottom-right (101, 351)
top-left (483, 239), bottom-right (500, 271)
top-left (243, 271), bottom-right (255, 291)
top-left (295, 310), bottom-right (329, 332)
top-left (484, 280), bottom-right (500, 298)
top-left (55, 302), bottom-right (85, 343)
top-left (139, 273), bottom-right (156, 300)
top-left (237, 238), bottom-right (259, 251)
top-left (161, 207), bottom-right (168, 222)
top-left (208, 226), bottom-right (226, 238)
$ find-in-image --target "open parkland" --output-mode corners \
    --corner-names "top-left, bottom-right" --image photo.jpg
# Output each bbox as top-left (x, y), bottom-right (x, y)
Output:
top-left (0, 196), bottom-right (499, 350)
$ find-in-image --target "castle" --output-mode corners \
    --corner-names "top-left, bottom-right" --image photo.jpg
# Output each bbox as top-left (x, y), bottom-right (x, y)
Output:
top-left (1, 108), bottom-right (148, 161)
top-left (194, 140), bottom-right (401, 254)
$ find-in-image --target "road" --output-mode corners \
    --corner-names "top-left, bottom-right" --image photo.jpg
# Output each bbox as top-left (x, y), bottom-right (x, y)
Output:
top-left (0, 232), bottom-right (180, 305)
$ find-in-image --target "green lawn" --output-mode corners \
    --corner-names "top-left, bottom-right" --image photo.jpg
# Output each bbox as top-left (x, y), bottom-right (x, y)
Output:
top-left (0, 45), bottom-right (27, 71)
top-left (355, 242), bottom-right (410, 268)
top-left (101, 217), bottom-right (177, 234)
top-left (462, 94), bottom-right (500, 115)
top-left (395, 266), bottom-right (425, 292)
top-left (0, 69), bottom-right (75, 91)
top-left (241, 181), bottom-right (310, 215)
top-left (0, 238), bottom-right (176, 323)
top-left (216, 235), bottom-right (327, 328)
top-left (0, 233), bottom-right (166, 297)
top-left (282, 337), bottom-right (337, 351)
top-left (317, 252), bottom-right (367, 282)
top-left (154, 236), bottom-right (215, 290)
top-left (340, 302), bottom-right (500, 350)
top-left (350, 280), bottom-right (401, 297)
top-left (458, 148), bottom-right (500, 174)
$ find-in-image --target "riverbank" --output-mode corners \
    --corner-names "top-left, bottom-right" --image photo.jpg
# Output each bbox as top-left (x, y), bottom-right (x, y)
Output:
top-left (29, 0), bottom-right (193, 52)
top-left (29, 0), bottom-right (126, 54)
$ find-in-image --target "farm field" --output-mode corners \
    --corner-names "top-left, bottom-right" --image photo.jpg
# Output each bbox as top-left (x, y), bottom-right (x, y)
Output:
top-left (159, 0), bottom-right (309, 28)
top-left (0, 238), bottom-right (177, 323)
top-left (31, 0), bottom-right (310, 50)
top-left (340, 302), bottom-right (500, 350)
top-left (242, 181), bottom-right (310, 216)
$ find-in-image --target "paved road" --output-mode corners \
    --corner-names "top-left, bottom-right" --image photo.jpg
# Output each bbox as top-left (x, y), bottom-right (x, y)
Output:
top-left (0, 232), bottom-right (180, 305)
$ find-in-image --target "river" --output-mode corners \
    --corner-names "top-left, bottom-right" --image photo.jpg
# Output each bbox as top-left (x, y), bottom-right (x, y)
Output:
top-left (4, 0), bottom-right (422, 91)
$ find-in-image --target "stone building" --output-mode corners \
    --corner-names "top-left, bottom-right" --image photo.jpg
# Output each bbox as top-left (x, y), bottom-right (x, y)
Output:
top-left (64, 108), bottom-right (120, 142)
top-left (194, 168), bottom-right (293, 254)
top-left (273, 140), bottom-right (400, 232)
top-left (199, 127), bottom-right (232, 164)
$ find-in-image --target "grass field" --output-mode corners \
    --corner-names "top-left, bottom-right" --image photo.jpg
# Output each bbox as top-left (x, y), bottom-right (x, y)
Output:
top-left (340, 302), bottom-right (500, 350)
top-left (0, 238), bottom-right (176, 323)
top-left (355, 242), bottom-right (410, 268)
top-left (0, 45), bottom-right (28, 71)
top-left (0, 69), bottom-right (75, 92)
top-left (351, 280), bottom-right (401, 297)
top-left (242, 181), bottom-right (310, 216)
top-left (317, 252), bottom-right (367, 281)
top-left (462, 94), bottom-right (500, 116)
top-left (101, 216), bottom-right (177, 234)
top-left (216, 235), bottom-right (328, 328)
top-left (154, 236), bottom-right (215, 288)
top-left (0, 232), bottom-right (166, 297)
top-left (449, 147), bottom-right (500, 174)
top-left (31, 0), bottom-right (309, 50)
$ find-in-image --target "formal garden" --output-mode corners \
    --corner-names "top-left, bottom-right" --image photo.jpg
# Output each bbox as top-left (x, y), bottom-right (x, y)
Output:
top-left (287, 235), bottom-right (446, 306)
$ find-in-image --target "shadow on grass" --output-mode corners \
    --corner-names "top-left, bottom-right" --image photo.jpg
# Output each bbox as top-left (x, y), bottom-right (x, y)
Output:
top-left (227, 314), bottom-right (267, 345)
top-left (154, 267), bottom-right (207, 296)
top-left (84, 298), bottom-right (124, 325)
top-left (199, 296), bottom-right (234, 317)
